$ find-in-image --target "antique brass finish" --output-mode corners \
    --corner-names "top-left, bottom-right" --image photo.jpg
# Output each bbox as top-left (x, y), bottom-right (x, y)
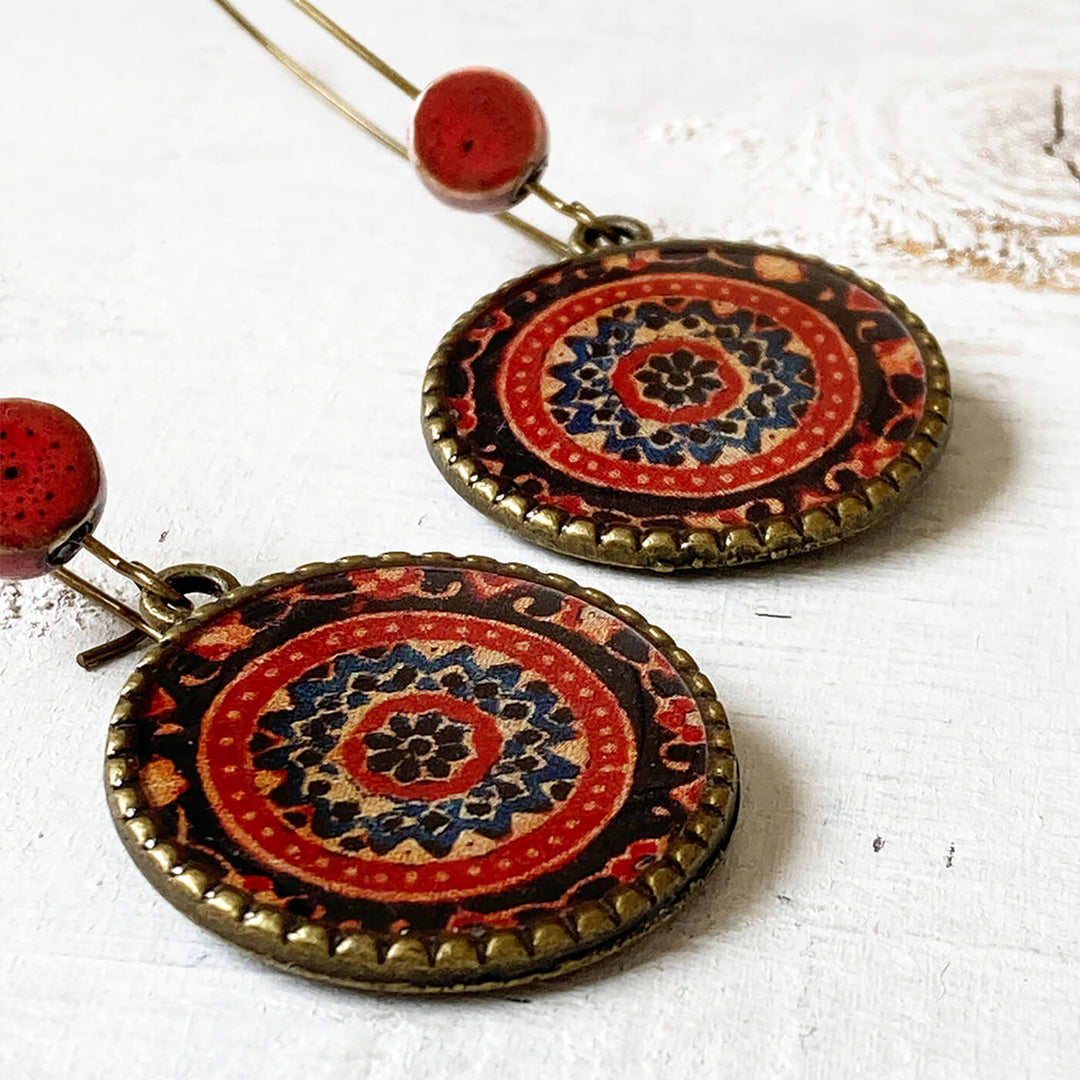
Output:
top-left (422, 240), bottom-right (952, 572)
top-left (105, 552), bottom-right (739, 992)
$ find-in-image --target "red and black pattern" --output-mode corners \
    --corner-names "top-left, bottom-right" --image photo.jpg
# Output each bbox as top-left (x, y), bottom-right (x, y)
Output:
top-left (437, 241), bottom-right (928, 531)
top-left (129, 563), bottom-right (707, 934)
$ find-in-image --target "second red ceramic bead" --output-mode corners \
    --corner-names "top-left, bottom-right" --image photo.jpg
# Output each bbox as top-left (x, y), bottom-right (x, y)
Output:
top-left (408, 67), bottom-right (548, 213)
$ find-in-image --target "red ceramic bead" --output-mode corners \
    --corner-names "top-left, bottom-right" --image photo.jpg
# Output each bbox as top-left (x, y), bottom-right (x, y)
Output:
top-left (0, 399), bottom-right (106, 579)
top-left (408, 67), bottom-right (548, 213)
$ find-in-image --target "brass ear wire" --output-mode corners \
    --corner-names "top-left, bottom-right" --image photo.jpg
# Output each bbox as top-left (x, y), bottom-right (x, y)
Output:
top-left (52, 535), bottom-right (239, 669)
top-left (209, 0), bottom-right (649, 254)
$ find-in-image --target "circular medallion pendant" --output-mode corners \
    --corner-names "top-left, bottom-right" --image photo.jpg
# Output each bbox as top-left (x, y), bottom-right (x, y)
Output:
top-left (107, 554), bottom-right (738, 992)
top-left (424, 240), bottom-right (951, 571)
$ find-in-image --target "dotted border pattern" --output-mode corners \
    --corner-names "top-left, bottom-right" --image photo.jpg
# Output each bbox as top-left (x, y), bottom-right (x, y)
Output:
top-left (422, 239), bottom-right (952, 572)
top-left (104, 553), bottom-right (739, 993)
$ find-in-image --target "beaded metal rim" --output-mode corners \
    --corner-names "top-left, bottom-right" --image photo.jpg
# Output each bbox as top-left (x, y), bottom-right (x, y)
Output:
top-left (421, 239), bottom-right (952, 573)
top-left (104, 552), bottom-right (739, 993)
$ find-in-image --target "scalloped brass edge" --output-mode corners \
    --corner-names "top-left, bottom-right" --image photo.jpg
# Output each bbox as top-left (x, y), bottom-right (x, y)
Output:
top-left (421, 238), bottom-right (952, 572)
top-left (105, 552), bottom-right (739, 993)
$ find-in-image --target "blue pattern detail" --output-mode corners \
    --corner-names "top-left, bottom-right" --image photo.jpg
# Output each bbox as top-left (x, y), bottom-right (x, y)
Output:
top-left (549, 302), bottom-right (814, 466)
top-left (256, 643), bottom-right (579, 857)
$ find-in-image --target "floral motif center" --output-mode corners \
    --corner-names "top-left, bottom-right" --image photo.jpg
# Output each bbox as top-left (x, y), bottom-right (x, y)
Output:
top-left (364, 710), bottom-right (472, 783)
top-left (635, 349), bottom-right (724, 408)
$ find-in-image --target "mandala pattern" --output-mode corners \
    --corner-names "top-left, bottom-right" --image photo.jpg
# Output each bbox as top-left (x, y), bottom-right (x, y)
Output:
top-left (434, 241), bottom-right (934, 533)
top-left (253, 642), bottom-right (583, 859)
top-left (550, 304), bottom-right (816, 468)
top-left (127, 563), bottom-right (710, 934)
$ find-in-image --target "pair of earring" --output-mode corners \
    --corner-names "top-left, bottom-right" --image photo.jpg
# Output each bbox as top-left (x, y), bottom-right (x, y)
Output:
top-left (1, 3), bottom-right (951, 994)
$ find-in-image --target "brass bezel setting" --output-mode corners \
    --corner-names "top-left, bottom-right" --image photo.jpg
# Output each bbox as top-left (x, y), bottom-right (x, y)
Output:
top-left (422, 240), bottom-right (952, 572)
top-left (105, 552), bottom-right (739, 993)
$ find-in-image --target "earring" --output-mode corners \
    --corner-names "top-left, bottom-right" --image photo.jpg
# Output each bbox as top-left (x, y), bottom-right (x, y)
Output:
top-left (1, 397), bottom-right (737, 993)
top-left (211, 0), bottom-right (952, 573)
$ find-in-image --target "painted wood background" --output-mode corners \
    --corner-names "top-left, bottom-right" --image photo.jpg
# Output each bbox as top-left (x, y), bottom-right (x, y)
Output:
top-left (2, 1), bottom-right (1078, 1076)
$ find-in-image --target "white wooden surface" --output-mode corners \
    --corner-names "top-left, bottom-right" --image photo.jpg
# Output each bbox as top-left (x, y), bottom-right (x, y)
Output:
top-left (2, 2), bottom-right (1079, 1077)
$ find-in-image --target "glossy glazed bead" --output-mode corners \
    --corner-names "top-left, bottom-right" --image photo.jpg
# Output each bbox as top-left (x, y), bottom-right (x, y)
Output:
top-left (408, 67), bottom-right (548, 213)
top-left (0, 399), bottom-right (105, 579)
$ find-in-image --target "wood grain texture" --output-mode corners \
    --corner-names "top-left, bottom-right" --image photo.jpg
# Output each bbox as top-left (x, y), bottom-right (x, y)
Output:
top-left (1, 1), bottom-right (1078, 1077)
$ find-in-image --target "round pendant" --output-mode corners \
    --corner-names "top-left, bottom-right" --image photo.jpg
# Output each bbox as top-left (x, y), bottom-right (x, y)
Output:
top-left (424, 240), bottom-right (951, 571)
top-left (106, 554), bottom-right (738, 992)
